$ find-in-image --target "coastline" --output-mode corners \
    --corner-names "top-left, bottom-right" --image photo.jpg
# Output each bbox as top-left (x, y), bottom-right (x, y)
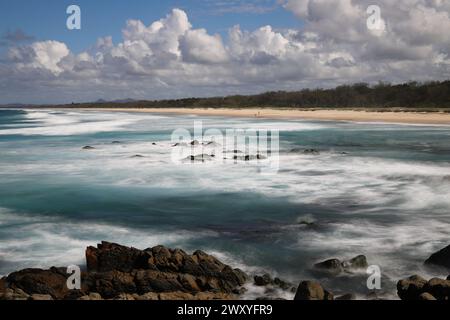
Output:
top-left (59, 107), bottom-right (450, 125)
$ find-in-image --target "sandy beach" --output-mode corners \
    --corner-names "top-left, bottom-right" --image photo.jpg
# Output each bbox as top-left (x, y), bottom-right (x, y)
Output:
top-left (73, 108), bottom-right (450, 125)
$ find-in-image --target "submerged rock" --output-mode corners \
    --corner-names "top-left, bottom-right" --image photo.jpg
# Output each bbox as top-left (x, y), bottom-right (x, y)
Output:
top-left (314, 259), bottom-right (343, 276)
top-left (425, 244), bottom-right (450, 271)
top-left (183, 154), bottom-right (214, 162)
top-left (313, 255), bottom-right (368, 276)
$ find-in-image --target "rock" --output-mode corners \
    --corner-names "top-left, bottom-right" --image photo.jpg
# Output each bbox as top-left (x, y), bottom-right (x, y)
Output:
top-left (424, 278), bottom-right (450, 300)
top-left (152, 143), bottom-right (157, 146)
top-left (29, 294), bottom-right (53, 301)
top-left (5, 267), bottom-right (69, 299)
top-left (1, 241), bottom-right (250, 301)
top-left (425, 244), bottom-right (450, 271)
top-left (111, 141), bottom-right (121, 144)
top-left (82, 146), bottom-right (95, 150)
top-left (190, 140), bottom-right (200, 146)
top-left (335, 293), bottom-right (356, 300)
top-left (0, 288), bottom-right (30, 300)
top-left (447, 275), bottom-right (450, 281)
top-left (86, 241), bottom-right (150, 272)
top-left (418, 292), bottom-right (437, 300)
top-left (131, 154), bottom-right (145, 158)
top-left (397, 275), bottom-right (428, 300)
top-left (314, 255), bottom-right (368, 276)
top-left (294, 281), bottom-right (326, 300)
top-left (254, 274), bottom-right (272, 286)
top-left (184, 154), bottom-right (213, 162)
top-left (314, 259), bottom-right (343, 276)
top-left (343, 255), bottom-right (368, 270)
top-left (303, 149), bottom-right (320, 155)
top-left (172, 142), bottom-right (188, 147)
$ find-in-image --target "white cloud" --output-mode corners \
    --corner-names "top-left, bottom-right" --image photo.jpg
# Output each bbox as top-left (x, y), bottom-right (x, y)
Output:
top-left (0, 3), bottom-right (449, 104)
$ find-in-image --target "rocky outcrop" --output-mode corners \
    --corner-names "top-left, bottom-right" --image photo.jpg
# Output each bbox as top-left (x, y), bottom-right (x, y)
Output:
top-left (425, 244), bottom-right (450, 271)
top-left (0, 242), bottom-right (249, 301)
top-left (397, 275), bottom-right (450, 300)
top-left (313, 255), bottom-right (368, 276)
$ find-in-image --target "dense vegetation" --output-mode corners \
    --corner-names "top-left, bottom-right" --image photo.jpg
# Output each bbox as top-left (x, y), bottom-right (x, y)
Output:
top-left (46, 80), bottom-right (450, 111)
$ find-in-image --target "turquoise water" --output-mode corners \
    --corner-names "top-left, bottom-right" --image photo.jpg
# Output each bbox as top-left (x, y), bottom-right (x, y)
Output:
top-left (1, 109), bottom-right (450, 298)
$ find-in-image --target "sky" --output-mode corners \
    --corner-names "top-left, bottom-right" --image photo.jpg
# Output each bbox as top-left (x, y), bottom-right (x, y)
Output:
top-left (0, 0), bottom-right (449, 104)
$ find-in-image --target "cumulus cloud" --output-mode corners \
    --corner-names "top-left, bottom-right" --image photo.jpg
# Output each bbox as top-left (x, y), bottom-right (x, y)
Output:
top-left (0, 3), bottom-right (449, 104)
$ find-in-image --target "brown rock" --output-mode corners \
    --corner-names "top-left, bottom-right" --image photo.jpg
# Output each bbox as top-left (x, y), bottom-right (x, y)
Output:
top-left (294, 281), bottom-right (326, 300)
top-left (418, 292), bottom-right (437, 300)
top-left (397, 275), bottom-right (428, 300)
top-left (6, 268), bottom-right (69, 299)
top-left (424, 278), bottom-right (450, 300)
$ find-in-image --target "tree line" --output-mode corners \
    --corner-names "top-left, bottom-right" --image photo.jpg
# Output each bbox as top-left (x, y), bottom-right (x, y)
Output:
top-left (54, 80), bottom-right (450, 111)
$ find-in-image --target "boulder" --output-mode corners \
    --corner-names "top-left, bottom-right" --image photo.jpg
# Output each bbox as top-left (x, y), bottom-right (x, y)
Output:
top-left (254, 274), bottom-right (272, 286)
top-left (314, 259), bottom-right (343, 276)
top-left (424, 278), bottom-right (450, 300)
top-left (397, 275), bottom-right (428, 300)
top-left (314, 255), bottom-right (369, 276)
top-left (425, 244), bottom-right (450, 271)
top-left (343, 255), bottom-right (368, 270)
top-left (1, 241), bottom-right (250, 301)
top-left (294, 281), bottom-right (330, 300)
top-left (5, 267), bottom-right (69, 299)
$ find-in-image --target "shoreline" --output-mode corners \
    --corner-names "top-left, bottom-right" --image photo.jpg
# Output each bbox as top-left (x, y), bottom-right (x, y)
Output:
top-left (53, 107), bottom-right (450, 125)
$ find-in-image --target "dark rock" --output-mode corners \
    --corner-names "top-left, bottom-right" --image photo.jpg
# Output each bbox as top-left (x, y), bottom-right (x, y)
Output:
top-left (86, 242), bottom-right (151, 273)
top-left (5, 268), bottom-right (69, 299)
top-left (111, 141), bottom-right (121, 144)
top-left (447, 275), bottom-right (450, 281)
top-left (82, 146), bottom-right (95, 150)
top-left (184, 154), bottom-right (213, 162)
top-left (343, 255), bottom-right (368, 270)
top-left (425, 244), bottom-right (450, 271)
top-left (254, 274), bottom-right (272, 286)
top-left (314, 259), bottom-right (343, 276)
top-left (152, 143), bottom-right (157, 145)
top-left (397, 275), bottom-right (428, 300)
top-left (423, 278), bottom-right (450, 300)
top-left (1, 241), bottom-right (250, 301)
top-left (131, 155), bottom-right (145, 158)
top-left (172, 142), bottom-right (188, 147)
top-left (294, 281), bottom-right (331, 300)
top-left (303, 149), bottom-right (320, 155)
top-left (190, 140), bottom-right (200, 146)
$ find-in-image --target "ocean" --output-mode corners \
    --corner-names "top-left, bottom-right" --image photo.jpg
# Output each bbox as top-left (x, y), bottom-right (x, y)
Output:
top-left (1, 108), bottom-right (449, 299)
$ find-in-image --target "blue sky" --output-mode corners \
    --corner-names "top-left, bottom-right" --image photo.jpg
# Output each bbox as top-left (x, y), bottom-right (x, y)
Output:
top-left (0, 0), bottom-right (448, 104)
top-left (0, 0), bottom-right (301, 53)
